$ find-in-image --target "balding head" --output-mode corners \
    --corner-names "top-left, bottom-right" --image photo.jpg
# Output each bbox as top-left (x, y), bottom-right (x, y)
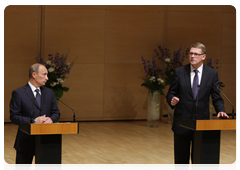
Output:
top-left (29, 63), bottom-right (48, 88)
top-left (29, 63), bottom-right (44, 79)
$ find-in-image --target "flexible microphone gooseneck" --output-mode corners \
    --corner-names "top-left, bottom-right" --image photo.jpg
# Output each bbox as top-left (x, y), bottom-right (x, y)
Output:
top-left (56, 98), bottom-right (76, 122)
top-left (214, 84), bottom-right (235, 119)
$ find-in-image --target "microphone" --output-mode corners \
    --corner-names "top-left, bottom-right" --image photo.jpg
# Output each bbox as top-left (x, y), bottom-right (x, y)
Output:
top-left (214, 83), bottom-right (235, 119)
top-left (56, 98), bottom-right (76, 122)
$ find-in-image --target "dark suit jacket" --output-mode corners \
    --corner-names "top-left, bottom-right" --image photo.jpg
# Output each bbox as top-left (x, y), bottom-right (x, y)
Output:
top-left (166, 64), bottom-right (225, 135)
top-left (10, 83), bottom-right (60, 153)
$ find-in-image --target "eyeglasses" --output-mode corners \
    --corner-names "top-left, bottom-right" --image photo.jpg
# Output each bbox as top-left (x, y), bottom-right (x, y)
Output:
top-left (189, 52), bottom-right (204, 57)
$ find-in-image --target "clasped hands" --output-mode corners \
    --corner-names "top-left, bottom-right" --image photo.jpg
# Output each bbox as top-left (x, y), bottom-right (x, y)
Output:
top-left (171, 96), bottom-right (229, 119)
top-left (34, 115), bottom-right (53, 124)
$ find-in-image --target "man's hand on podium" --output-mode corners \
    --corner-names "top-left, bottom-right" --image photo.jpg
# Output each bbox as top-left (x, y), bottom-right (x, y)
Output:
top-left (43, 117), bottom-right (53, 124)
top-left (34, 115), bottom-right (53, 124)
top-left (217, 112), bottom-right (229, 119)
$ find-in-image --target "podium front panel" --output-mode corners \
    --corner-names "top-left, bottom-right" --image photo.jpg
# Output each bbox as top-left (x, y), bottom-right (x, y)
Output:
top-left (179, 119), bottom-right (236, 131)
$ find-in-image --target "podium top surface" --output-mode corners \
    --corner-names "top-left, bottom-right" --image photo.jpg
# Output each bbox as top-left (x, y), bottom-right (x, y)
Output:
top-left (179, 119), bottom-right (236, 131)
top-left (20, 122), bottom-right (79, 135)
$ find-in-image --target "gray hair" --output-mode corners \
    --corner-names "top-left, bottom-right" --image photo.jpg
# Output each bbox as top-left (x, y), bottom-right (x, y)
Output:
top-left (190, 42), bottom-right (206, 54)
top-left (29, 64), bottom-right (40, 78)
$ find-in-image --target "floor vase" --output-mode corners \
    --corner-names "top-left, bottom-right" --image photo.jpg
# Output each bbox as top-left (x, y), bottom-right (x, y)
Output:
top-left (147, 90), bottom-right (160, 128)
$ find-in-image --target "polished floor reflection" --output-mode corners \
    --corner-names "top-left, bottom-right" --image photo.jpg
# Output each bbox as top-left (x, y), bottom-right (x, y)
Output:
top-left (4, 120), bottom-right (236, 164)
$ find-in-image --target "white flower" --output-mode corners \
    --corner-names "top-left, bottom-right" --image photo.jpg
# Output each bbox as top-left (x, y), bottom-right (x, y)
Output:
top-left (46, 60), bottom-right (52, 65)
top-left (157, 78), bottom-right (164, 84)
top-left (50, 82), bottom-right (57, 87)
top-left (149, 76), bottom-right (155, 81)
top-left (48, 67), bottom-right (55, 73)
top-left (57, 78), bottom-right (64, 84)
top-left (165, 58), bottom-right (171, 63)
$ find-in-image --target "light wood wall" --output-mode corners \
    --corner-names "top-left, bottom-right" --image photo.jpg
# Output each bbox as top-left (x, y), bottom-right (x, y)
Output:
top-left (4, 5), bottom-right (236, 122)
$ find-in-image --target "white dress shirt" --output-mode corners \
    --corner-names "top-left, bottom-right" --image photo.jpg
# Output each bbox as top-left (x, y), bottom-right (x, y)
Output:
top-left (28, 81), bottom-right (41, 97)
top-left (190, 64), bottom-right (203, 88)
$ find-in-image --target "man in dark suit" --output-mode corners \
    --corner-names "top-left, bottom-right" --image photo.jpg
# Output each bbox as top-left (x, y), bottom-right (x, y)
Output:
top-left (166, 42), bottom-right (229, 164)
top-left (10, 63), bottom-right (60, 164)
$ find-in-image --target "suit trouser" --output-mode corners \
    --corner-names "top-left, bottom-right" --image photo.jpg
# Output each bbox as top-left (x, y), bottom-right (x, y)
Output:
top-left (174, 131), bottom-right (194, 164)
top-left (16, 151), bottom-right (34, 164)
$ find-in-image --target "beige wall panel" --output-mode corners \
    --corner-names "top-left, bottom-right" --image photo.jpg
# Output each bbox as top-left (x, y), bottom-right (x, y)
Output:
top-left (165, 11), bottom-right (222, 57)
top-left (106, 5), bottom-right (165, 11)
top-left (104, 64), bottom-right (148, 119)
top-left (219, 64), bottom-right (236, 114)
top-left (105, 9), bottom-right (164, 63)
top-left (57, 64), bottom-right (104, 121)
top-left (4, 5), bottom-right (236, 122)
top-left (165, 10), bottom-right (223, 81)
top-left (167, 5), bottom-right (222, 12)
top-left (221, 13), bottom-right (236, 64)
top-left (43, 6), bottom-right (105, 64)
top-left (4, 5), bottom-right (40, 64)
top-left (4, 5), bottom-right (40, 122)
top-left (219, 84), bottom-right (236, 115)
top-left (4, 64), bottom-right (33, 122)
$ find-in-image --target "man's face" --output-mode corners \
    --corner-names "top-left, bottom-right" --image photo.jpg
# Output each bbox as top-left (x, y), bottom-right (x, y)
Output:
top-left (189, 47), bottom-right (206, 69)
top-left (34, 65), bottom-right (48, 87)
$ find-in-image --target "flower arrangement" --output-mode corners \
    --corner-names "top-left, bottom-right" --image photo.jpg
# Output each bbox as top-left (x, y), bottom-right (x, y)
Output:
top-left (35, 51), bottom-right (77, 99)
top-left (206, 57), bottom-right (225, 89)
top-left (141, 45), bottom-right (224, 95)
top-left (140, 56), bottom-right (165, 95)
top-left (154, 46), bottom-right (189, 86)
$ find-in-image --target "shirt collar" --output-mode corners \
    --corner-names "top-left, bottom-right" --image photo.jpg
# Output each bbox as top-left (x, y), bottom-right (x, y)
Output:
top-left (28, 81), bottom-right (41, 93)
top-left (190, 64), bottom-right (203, 73)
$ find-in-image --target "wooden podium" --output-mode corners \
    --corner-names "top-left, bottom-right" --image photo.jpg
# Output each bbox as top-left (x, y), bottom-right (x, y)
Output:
top-left (20, 122), bottom-right (79, 164)
top-left (179, 119), bottom-right (236, 164)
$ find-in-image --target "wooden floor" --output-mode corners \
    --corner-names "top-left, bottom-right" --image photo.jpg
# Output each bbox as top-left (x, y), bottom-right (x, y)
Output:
top-left (4, 119), bottom-right (236, 164)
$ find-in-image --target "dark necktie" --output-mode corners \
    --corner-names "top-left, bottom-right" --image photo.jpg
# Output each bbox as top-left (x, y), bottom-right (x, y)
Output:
top-left (35, 89), bottom-right (41, 107)
top-left (192, 69), bottom-right (199, 100)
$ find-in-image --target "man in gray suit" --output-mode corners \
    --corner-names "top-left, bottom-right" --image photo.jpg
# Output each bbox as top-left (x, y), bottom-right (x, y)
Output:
top-left (166, 42), bottom-right (229, 164)
top-left (10, 63), bottom-right (60, 164)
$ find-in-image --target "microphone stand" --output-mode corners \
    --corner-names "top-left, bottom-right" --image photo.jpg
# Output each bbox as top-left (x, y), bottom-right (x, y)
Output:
top-left (215, 84), bottom-right (235, 119)
top-left (56, 98), bottom-right (76, 122)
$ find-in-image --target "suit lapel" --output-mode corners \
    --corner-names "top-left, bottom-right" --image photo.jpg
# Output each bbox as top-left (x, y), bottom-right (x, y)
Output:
top-left (184, 64), bottom-right (208, 99)
top-left (24, 83), bottom-right (41, 109)
top-left (198, 64), bottom-right (208, 95)
top-left (40, 86), bottom-right (52, 111)
top-left (24, 84), bottom-right (34, 100)
top-left (40, 86), bottom-right (45, 109)
top-left (184, 64), bottom-right (193, 98)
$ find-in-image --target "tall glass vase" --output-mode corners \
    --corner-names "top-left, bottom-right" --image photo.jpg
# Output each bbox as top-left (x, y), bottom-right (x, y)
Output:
top-left (147, 90), bottom-right (160, 128)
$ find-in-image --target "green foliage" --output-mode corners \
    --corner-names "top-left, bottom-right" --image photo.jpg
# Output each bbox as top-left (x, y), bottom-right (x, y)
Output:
top-left (36, 51), bottom-right (77, 99)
